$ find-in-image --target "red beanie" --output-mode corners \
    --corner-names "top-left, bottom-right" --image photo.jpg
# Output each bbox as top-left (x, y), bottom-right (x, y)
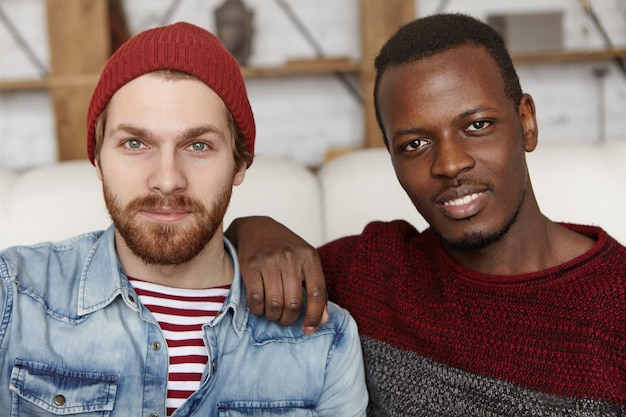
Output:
top-left (86, 22), bottom-right (255, 165)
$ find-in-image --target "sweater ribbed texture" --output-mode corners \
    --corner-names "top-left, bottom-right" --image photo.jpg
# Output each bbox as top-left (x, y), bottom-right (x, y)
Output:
top-left (319, 221), bottom-right (626, 416)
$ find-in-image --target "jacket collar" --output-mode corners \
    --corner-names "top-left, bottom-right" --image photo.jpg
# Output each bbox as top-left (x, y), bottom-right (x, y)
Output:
top-left (77, 226), bottom-right (249, 335)
top-left (78, 226), bottom-right (125, 315)
top-left (212, 237), bottom-right (249, 337)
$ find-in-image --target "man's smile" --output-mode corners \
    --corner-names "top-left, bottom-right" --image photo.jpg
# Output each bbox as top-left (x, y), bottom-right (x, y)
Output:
top-left (436, 189), bottom-right (489, 220)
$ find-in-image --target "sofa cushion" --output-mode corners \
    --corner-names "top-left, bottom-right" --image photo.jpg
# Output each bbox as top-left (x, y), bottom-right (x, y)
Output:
top-left (317, 148), bottom-right (429, 243)
top-left (319, 143), bottom-right (626, 245)
top-left (0, 161), bottom-right (109, 249)
top-left (527, 141), bottom-right (626, 244)
top-left (0, 156), bottom-right (324, 250)
top-left (226, 155), bottom-right (324, 246)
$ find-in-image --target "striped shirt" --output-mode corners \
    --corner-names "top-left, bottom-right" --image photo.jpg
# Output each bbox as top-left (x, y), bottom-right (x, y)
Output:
top-left (129, 278), bottom-right (230, 416)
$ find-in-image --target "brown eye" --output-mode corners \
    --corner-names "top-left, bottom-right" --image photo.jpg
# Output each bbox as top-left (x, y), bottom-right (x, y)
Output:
top-left (402, 138), bottom-right (430, 152)
top-left (467, 120), bottom-right (491, 131)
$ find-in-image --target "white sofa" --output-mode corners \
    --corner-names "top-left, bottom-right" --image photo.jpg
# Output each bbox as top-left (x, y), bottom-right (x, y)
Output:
top-left (1, 142), bottom-right (625, 250)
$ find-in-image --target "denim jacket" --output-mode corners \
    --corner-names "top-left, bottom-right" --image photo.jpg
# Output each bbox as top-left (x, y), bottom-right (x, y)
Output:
top-left (0, 226), bottom-right (367, 416)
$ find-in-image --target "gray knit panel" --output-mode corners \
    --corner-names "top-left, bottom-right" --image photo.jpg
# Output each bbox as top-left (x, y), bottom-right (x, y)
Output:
top-left (362, 337), bottom-right (625, 417)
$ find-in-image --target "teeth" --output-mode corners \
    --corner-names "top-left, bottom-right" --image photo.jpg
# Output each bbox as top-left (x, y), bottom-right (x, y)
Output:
top-left (444, 193), bottom-right (480, 206)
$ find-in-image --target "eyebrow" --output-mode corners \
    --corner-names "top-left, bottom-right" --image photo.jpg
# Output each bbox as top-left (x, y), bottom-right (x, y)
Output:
top-left (391, 127), bottom-right (427, 142)
top-left (390, 105), bottom-right (499, 142)
top-left (182, 125), bottom-right (226, 141)
top-left (456, 105), bottom-right (498, 121)
top-left (111, 123), bottom-right (227, 141)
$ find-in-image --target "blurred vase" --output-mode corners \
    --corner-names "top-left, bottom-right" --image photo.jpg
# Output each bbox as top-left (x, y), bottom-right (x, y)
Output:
top-left (214, 0), bottom-right (254, 66)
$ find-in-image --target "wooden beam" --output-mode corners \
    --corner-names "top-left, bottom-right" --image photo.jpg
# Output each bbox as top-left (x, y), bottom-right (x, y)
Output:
top-left (45, 0), bottom-right (110, 161)
top-left (359, 0), bottom-right (415, 148)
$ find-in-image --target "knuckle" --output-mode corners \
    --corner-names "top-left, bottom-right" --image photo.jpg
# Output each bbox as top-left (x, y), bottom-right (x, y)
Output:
top-left (279, 245), bottom-right (298, 263)
top-left (282, 244), bottom-right (317, 262)
top-left (307, 247), bottom-right (322, 262)
top-left (267, 296), bottom-right (284, 311)
top-left (303, 317), bottom-right (319, 327)
top-left (245, 246), bottom-right (299, 267)
top-left (285, 297), bottom-right (302, 312)
top-left (307, 287), bottom-right (328, 302)
top-left (247, 291), bottom-right (264, 307)
top-left (243, 243), bottom-right (319, 270)
top-left (244, 254), bottom-right (268, 269)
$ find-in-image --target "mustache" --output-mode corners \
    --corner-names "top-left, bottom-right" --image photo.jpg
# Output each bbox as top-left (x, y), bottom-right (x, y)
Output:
top-left (437, 176), bottom-right (493, 193)
top-left (124, 194), bottom-right (206, 213)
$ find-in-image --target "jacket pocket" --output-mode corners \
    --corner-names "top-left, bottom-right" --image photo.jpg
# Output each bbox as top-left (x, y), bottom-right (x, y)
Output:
top-left (217, 401), bottom-right (316, 417)
top-left (9, 359), bottom-right (118, 416)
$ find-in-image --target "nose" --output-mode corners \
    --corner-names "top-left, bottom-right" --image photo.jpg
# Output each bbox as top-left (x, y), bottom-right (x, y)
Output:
top-left (430, 135), bottom-right (475, 179)
top-left (148, 152), bottom-right (187, 196)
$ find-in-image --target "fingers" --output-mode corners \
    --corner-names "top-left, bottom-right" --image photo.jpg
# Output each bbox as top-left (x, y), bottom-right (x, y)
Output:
top-left (277, 268), bottom-right (305, 328)
top-left (270, 244), bottom-right (305, 326)
top-left (300, 249), bottom-right (329, 334)
top-left (241, 249), bottom-right (302, 323)
top-left (242, 247), bottom-right (328, 332)
top-left (231, 215), bottom-right (328, 330)
top-left (242, 265), bottom-right (266, 317)
top-left (262, 266), bottom-right (286, 323)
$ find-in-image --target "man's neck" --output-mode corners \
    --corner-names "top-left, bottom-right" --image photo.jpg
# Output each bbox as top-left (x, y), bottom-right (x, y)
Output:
top-left (444, 216), bottom-right (595, 276)
top-left (115, 231), bottom-right (234, 289)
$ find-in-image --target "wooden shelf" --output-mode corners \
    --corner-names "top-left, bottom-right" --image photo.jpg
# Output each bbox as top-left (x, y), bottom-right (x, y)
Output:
top-left (0, 78), bottom-right (48, 91)
top-left (3, 1), bottom-right (625, 160)
top-left (512, 47), bottom-right (626, 63)
top-left (5, 47), bottom-right (624, 92)
top-left (1, 0), bottom-right (415, 160)
top-left (0, 74), bottom-right (101, 92)
top-left (0, 58), bottom-right (361, 92)
top-left (241, 58), bottom-right (361, 77)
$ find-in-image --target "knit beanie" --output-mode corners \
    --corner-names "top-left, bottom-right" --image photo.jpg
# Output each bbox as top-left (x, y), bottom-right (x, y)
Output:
top-left (86, 21), bottom-right (255, 165)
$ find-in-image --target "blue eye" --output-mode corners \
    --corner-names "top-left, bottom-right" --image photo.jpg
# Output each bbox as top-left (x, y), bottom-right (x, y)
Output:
top-left (125, 139), bottom-right (144, 149)
top-left (190, 142), bottom-right (208, 152)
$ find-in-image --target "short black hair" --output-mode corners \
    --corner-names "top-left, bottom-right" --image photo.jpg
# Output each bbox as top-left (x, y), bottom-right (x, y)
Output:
top-left (373, 13), bottom-right (523, 143)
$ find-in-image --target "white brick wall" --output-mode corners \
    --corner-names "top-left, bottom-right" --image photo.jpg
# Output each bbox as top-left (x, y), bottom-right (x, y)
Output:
top-left (1, 0), bottom-right (625, 169)
top-left (420, 0), bottom-right (626, 145)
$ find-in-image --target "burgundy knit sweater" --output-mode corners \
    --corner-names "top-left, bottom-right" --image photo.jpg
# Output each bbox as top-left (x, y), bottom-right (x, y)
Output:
top-left (319, 221), bottom-right (626, 417)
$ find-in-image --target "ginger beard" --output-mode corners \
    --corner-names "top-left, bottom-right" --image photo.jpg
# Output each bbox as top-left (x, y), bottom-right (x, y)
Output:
top-left (103, 181), bottom-right (233, 266)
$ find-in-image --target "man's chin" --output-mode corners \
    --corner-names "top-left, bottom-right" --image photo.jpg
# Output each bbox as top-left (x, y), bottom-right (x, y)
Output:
top-left (135, 251), bottom-right (197, 266)
top-left (130, 238), bottom-right (205, 266)
top-left (104, 178), bottom-right (234, 268)
top-left (437, 216), bottom-right (520, 253)
top-left (439, 230), bottom-right (503, 252)
top-left (122, 223), bottom-right (213, 266)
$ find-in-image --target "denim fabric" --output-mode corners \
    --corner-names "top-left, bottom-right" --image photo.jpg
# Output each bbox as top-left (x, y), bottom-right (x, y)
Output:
top-left (0, 226), bottom-right (367, 416)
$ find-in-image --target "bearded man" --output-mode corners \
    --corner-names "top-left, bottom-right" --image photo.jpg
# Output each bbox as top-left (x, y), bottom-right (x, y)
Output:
top-left (0, 22), bottom-right (367, 417)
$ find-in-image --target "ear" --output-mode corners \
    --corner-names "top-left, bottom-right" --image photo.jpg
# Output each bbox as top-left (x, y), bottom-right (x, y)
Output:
top-left (232, 162), bottom-right (246, 186)
top-left (94, 158), bottom-right (103, 182)
top-left (519, 93), bottom-right (538, 153)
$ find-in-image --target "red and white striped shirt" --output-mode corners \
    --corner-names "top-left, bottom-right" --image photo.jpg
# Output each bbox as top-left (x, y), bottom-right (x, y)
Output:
top-left (129, 278), bottom-right (230, 416)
